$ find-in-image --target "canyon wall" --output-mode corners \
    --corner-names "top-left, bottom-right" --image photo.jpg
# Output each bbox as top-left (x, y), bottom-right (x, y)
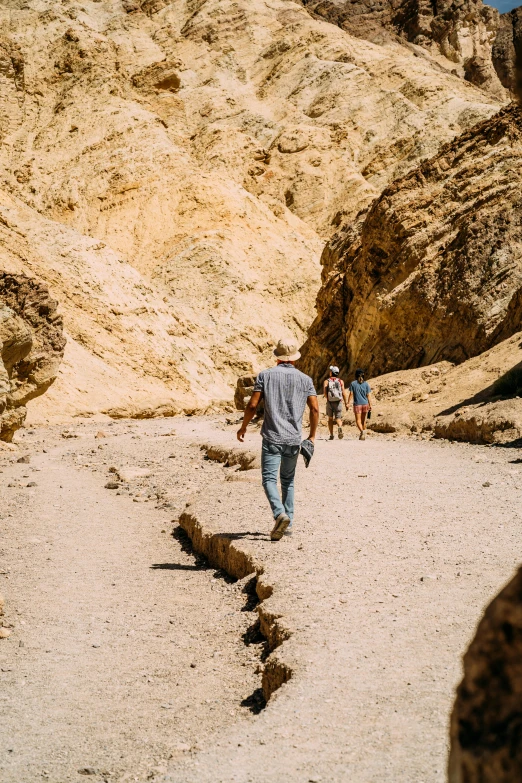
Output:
top-left (301, 0), bottom-right (507, 99)
top-left (0, 0), bottom-right (501, 419)
top-left (493, 7), bottom-right (522, 96)
top-left (300, 105), bottom-right (522, 386)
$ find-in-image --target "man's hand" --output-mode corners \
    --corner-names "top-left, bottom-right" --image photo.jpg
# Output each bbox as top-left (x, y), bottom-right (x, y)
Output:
top-left (236, 391), bottom-right (262, 442)
top-left (306, 395), bottom-right (319, 442)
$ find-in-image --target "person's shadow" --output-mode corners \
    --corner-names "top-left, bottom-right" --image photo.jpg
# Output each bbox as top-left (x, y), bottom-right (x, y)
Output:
top-left (150, 562), bottom-right (209, 571)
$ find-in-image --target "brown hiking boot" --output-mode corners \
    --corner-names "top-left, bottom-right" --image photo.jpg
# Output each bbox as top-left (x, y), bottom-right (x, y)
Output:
top-left (271, 514), bottom-right (291, 541)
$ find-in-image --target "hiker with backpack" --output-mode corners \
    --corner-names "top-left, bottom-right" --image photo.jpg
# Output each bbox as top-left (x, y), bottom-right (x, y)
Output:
top-left (347, 368), bottom-right (373, 441)
top-left (323, 366), bottom-right (348, 440)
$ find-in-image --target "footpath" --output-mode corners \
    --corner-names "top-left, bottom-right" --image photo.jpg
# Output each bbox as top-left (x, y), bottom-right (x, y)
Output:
top-left (165, 419), bottom-right (522, 783)
top-left (1, 417), bottom-right (521, 782)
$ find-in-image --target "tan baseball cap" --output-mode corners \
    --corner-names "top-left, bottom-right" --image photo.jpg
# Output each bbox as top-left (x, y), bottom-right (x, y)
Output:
top-left (273, 338), bottom-right (301, 362)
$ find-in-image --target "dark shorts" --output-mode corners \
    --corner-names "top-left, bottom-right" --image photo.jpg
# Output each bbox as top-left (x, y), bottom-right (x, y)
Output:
top-left (326, 400), bottom-right (343, 418)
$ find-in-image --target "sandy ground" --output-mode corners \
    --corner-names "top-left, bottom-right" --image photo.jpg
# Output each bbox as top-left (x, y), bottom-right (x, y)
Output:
top-left (0, 420), bottom-right (262, 783)
top-left (1, 416), bottom-right (522, 782)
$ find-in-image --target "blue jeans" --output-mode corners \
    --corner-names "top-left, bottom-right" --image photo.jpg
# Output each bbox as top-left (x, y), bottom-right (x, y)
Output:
top-left (261, 439), bottom-right (300, 522)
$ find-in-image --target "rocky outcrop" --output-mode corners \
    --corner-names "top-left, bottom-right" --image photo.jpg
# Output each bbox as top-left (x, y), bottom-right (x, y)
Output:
top-left (234, 376), bottom-right (257, 412)
top-left (0, 272), bottom-right (65, 441)
top-left (300, 105), bottom-right (522, 387)
top-left (302, 0), bottom-right (506, 98)
top-left (434, 398), bottom-right (522, 444)
top-left (449, 566), bottom-right (522, 782)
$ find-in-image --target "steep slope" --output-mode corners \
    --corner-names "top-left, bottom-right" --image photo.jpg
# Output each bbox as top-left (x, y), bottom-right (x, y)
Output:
top-left (358, 331), bottom-right (522, 444)
top-left (492, 6), bottom-right (522, 96)
top-left (0, 0), bottom-right (501, 418)
top-left (300, 104), bottom-right (522, 387)
top-left (301, 0), bottom-right (506, 99)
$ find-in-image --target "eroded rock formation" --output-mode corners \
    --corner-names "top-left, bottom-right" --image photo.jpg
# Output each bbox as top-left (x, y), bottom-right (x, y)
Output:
top-left (302, 0), bottom-right (506, 98)
top-left (0, 272), bottom-right (65, 441)
top-left (300, 105), bottom-right (522, 386)
top-left (449, 566), bottom-right (522, 782)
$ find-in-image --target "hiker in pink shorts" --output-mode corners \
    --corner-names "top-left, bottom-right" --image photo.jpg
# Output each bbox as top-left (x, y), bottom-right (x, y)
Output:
top-left (347, 368), bottom-right (373, 440)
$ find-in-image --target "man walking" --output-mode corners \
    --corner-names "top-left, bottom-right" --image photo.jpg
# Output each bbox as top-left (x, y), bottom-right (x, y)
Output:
top-left (323, 366), bottom-right (347, 440)
top-left (347, 368), bottom-right (373, 440)
top-left (237, 338), bottom-right (319, 541)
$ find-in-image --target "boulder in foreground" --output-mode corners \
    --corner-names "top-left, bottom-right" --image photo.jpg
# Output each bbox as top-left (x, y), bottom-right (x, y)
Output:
top-left (449, 566), bottom-right (522, 782)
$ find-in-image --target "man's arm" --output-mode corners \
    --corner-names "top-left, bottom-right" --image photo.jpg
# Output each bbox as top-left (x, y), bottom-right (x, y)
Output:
top-left (306, 395), bottom-right (319, 442)
top-left (237, 391), bottom-right (262, 442)
top-left (323, 379), bottom-right (328, 398)
top-left (347, 389), bottom-right (353, 406)
top-left (367, 392), bottom-right (373, 410)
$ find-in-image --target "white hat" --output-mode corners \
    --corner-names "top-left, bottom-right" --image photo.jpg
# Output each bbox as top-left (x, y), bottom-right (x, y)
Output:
top-left (273, 338), bottom-right (301, 362)
top-left (330, 366), bottom-right (339, 375)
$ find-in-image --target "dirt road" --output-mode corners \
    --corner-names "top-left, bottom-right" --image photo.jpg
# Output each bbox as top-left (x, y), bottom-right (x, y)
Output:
top-left (1, 417), bottom-right (522, 782)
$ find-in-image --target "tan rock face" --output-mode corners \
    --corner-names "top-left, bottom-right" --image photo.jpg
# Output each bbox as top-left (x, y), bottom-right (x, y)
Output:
top-left (0, 272), bottom-right (65, 441)
top-left (449, 566), bottom-right (522, 782)
top-left (302, 0), bottom-right (506, 98)
top-left (300, 105), bottom-right (522, 386)
top-left (0, 0), bottom-right (501, 419)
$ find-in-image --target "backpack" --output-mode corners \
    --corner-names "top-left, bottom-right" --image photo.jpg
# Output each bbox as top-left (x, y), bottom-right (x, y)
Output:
top-left (327, 378), bottom-right (343, 401)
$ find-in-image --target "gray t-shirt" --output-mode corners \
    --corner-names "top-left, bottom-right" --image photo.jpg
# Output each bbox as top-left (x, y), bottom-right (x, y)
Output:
top-left (254, 363), bottom-right (317, 445)
top-left (349, 380), bottom-right (371, 406)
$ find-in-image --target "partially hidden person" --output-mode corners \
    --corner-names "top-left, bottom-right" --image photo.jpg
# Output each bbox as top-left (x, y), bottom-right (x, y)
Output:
top-left (347, 368), bottom-right (373, 440)
top-left (237, 338), bottom-right (319, 541)
top-left (323, 365), bottom-right (348, 441)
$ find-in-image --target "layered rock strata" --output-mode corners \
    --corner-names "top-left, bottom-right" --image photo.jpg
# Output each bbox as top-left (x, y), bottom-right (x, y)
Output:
top-left (0, 0), bottom-right (500, 418)
top-left (449, 566), bottom-right (522, 782)
top-left (301, 0), bottom-right (506, 98)
top-left (0, 272), bottom-right (65, 441)
top-left (300, 105), bottom-right (522, 386)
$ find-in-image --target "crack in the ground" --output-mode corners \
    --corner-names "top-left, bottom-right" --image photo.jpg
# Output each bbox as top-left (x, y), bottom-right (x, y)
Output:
top-left (177, 507), bottom-right (293, 703)
top-left (171, 523), bottom-right (269, 713)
